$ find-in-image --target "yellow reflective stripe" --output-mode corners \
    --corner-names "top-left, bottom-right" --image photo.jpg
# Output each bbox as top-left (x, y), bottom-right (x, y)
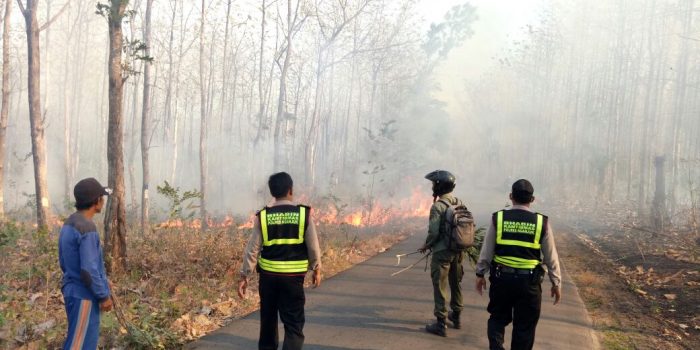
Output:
top-left (496, 211), bottom-right (503, 241)
top-left (534, 214), bottom-right (543, 246)
top-left (261, 207), bottom-right (306, 246)
top-left (258, 257), bottom-right (309, 273)
top-left (494, 255), bottom-right (539, 269)
top-left (298, 207), bottom-right (306, 241)
top-left (261, 209), bottom-right (269, 245)
top-left (495, 211), bottom-right (542, 249)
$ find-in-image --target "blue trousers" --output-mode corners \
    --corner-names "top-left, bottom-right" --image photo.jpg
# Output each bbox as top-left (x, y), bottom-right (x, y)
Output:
top-left (62, 296), bottom-right (100, 350)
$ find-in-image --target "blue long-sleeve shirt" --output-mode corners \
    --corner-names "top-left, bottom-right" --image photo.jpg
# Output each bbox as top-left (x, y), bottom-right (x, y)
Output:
top-left (58, 212), bottom-right (111, 302)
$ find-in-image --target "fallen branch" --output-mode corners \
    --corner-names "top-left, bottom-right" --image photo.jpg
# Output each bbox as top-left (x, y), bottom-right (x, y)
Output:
top-left (623, 224), bottom-right (663, 236)
top-left (634, 238), bottom-right (646, 263)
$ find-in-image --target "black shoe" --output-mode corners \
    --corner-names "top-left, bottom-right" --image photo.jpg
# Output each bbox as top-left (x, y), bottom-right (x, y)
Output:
top-left (448, 311), bottom-right (461, 329)
top-left (426, 318), bottom-right (447, 337)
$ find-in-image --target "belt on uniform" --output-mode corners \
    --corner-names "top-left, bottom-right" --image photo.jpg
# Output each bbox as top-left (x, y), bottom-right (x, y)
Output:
top-left (495, 264), bottom-right (533, 275)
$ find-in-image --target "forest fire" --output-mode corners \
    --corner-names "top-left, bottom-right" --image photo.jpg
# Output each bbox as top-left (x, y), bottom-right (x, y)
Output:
top-left (155, 188), bottom-right (431, 230)
top-left (157, 215), bottom-right (238, 229)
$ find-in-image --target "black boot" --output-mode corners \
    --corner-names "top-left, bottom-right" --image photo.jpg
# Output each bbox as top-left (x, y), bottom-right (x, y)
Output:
top-left (448, 311), bottom-right (461, 329)
top-left (426, 317), bottom-right (447, 337)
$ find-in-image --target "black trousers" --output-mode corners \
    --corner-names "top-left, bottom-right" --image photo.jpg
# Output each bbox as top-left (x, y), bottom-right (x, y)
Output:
top-left (258, 273), bottom-right (306, 350)
top-left (487, 272), bottom-right (542, 350)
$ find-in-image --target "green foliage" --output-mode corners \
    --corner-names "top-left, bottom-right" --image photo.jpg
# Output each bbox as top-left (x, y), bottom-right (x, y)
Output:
top-left (0, 285), bottom-right (8, 329)
top-left (121, 306), bottom-right (181, 349)
top-left (62, 196), bottom-right (76, 212)
top-left (0, 221), bottom-right (21, 247)
top-left (423, 3), bottom-right (477, 60)
top-left (122, 38), bottom-right (154, 76)
top-left (95, 1), bottom-right (132, 21)
top-left (95, 1), bottom-right (153, 78)
top-left (156, 181), bottom-right (202, 220)
top-left (363, 120), bottom-right (398, 142)
top-left (466, 227), bottom-right (486, 267)
top-left (32, 227), bottom-right (54, 256)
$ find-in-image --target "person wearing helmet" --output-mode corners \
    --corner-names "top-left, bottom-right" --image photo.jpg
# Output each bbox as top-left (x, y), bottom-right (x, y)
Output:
top-left (419, 170), bottom-right (465, 337)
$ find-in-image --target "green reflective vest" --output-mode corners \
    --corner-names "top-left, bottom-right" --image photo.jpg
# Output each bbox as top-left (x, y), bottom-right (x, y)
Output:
top-left (258, 205), bottom-right (310, 274)
top-left (493, 209), bottom-right (546, 269)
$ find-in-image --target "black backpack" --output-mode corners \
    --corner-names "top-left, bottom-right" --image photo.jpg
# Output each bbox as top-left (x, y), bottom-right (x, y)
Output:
top-left (439, 198), bottom-right (476, 251)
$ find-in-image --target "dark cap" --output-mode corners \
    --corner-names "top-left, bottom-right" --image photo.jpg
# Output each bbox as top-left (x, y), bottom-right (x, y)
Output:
top-left (74, 178), bottom-right (111, 206)
top-left (512, 179), bottom-right (534, 195)
top-left (511, 179), bottom-right (534, 203)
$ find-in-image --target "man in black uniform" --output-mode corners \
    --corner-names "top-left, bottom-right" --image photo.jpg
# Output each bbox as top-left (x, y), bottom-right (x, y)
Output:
top-left (475, 179), bottom-right (562, 350)
top-left (238, 172), bottom-right (322, 350)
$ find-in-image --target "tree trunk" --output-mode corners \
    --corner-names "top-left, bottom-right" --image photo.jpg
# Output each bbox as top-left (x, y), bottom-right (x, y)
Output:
top-left (652, 156), bottom-right (666, 233)
top-left (199, 0), bottom-right (208, 231)
top-left (274, 0), bottom-right (294, 171)
top-left (43, 0), bottom-right (50, 113)
top-left (140, 0), bottom-right (153, 233)
top-left (62, 41), bottom-right (71, 206)
top-left (305, 47), bottom-right (324, 186)
top-left (219, 0), bottom-right (231, 133)
top-left (21, 0), bottom-right (52, 230)
top-left (104, 0), bottom-right (129, 273)
top-left (254, 0), bottom-right (267, 145)
top-left (0, 0), bottom-right (11, 218)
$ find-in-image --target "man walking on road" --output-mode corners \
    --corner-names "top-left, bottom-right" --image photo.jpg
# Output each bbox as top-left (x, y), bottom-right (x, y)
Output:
top-left (419, 170), bottom-right (466, 337)
top-left (238, 172), bottom-right (322, 350)
top-left (475, 179), bottom-right (562, 350)
top-left (58, 178), bottom-right (113, 350)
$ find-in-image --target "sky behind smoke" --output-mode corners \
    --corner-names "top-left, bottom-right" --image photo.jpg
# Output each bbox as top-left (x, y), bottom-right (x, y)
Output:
top-left (420, 0), bottom-right (544, 116)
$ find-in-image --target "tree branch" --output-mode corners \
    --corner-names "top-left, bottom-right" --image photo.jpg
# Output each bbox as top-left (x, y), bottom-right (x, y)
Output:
top-left (678, 34), bottom-right (700, 42)
top-left (39, 1), bottom-right (69, 32)
top-left (15, 0), bottom-right (25, 16)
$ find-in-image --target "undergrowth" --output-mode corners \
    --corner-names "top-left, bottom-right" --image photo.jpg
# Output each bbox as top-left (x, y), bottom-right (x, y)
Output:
top-left (0, 219), bottom-right (413, 349)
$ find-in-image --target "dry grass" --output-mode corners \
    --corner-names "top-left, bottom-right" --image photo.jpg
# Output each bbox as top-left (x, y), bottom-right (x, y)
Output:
top-left (557, 227), bottom-right (693, 350)
top-left (0, 219), bottom-right (415, 349)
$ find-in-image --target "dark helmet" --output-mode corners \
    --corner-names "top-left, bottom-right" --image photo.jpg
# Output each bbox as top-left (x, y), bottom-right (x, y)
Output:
top-left (425, 170), bottom-right (456, 197)
top-left (425, 170), bottom-right (456, 185)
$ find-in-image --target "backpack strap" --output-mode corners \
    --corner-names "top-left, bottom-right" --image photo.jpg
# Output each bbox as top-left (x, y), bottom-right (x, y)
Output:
top-left (437, 198), bottom-right (457, 227)
top-left (437, 197), bottom-right (459, 207)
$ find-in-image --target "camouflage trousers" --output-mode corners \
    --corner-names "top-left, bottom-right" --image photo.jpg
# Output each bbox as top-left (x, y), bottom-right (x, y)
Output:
top-left (430, 249), bottom-right (465, 319)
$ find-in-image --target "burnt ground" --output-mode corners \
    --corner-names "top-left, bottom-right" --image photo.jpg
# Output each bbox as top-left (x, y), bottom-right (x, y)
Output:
top-left (555, 217), bottom-right (699, 350)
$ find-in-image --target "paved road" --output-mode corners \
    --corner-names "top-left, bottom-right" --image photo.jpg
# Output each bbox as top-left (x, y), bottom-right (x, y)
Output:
top-left (189, 215), bottom-right (599, 350)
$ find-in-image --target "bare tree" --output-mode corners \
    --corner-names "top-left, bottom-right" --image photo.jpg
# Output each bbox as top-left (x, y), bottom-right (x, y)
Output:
top-left (98, 0), bottom-right (129, 272)
top-left (199, 0), bottom-right (208, 230)
top-left (140, 0), bottom-right (153, 233)
top-left (273, 0), bottom-right (306, 171)
top-left (304, 0), bottom-right (371, 185)
top-left (254, 0), bottom-right (270, 144)
top-left (0, 0), bottom-right (11, 218)
top-left (17, 0), bottom-right (67, 230)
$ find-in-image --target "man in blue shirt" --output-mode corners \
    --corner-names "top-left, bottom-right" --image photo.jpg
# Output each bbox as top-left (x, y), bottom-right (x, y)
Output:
top-left (58, 178), bottom-right (113, 350)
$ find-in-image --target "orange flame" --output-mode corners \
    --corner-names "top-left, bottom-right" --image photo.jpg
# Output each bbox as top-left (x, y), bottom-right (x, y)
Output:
top-left (156, 187), bottom-right (431, 229)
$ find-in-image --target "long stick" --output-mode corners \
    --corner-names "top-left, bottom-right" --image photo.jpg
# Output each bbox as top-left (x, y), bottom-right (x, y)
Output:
top-left (392, 253), bottom-right (429, 277)
top-left (395, 250), bottom-right (420, 266)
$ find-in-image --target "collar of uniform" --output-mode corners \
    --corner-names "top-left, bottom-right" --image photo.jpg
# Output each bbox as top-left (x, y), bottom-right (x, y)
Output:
top-left (438, 193), bottom-right (455, 201)
top-left (271, 199), bottom-right (296, 206)
top-left (510, 204), bottom-right (532, 212)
